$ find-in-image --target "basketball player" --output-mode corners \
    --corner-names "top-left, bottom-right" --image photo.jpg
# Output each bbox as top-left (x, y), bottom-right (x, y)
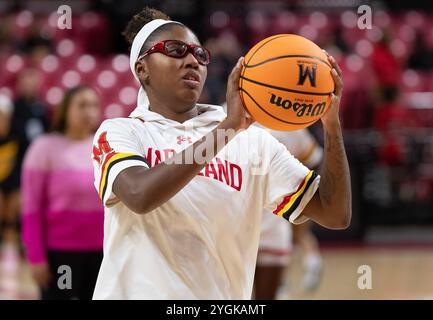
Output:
top-left (91, 7), bottom-right (350, 299)
top-left (255, 128), bottom-right (324, 299)
top-left (217, 106), bottom-right (324, 299)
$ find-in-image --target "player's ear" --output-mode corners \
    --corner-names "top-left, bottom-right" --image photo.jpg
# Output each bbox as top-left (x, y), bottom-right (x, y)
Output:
top-left (135, 60), bottom-right (150, 85)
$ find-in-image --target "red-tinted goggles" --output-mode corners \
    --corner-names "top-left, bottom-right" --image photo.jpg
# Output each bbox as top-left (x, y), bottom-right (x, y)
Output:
top-left (138, 40), bottom-right (211, 66)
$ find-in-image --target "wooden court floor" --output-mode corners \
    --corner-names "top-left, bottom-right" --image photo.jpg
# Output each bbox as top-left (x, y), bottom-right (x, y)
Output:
top-left (287, 246), bottom-right (433, 300)
top-left (0, 245), bottom-right (432, 300)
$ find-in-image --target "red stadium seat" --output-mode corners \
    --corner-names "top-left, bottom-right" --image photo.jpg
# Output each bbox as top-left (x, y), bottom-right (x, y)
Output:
top-left (111, 55), bottom-right (130, 74)
top-left (61, 69), bottom-right (82, 89)
top-left (400, 69), bottom-right (427, 93)
top-left (269, 11), bottom-right (297, 34)
top-left (39, 54), bottom-right (61, 75)
top-left (0, 9), bottom-right (430, 127)
top-left (0, 55), bottom-right (27, 88)
top-left (13, 11), bottom-right (34, 40)
top-left (44, 86), bottom-right (64, 106)
top-left (96, 70), bottom-right (117, 90)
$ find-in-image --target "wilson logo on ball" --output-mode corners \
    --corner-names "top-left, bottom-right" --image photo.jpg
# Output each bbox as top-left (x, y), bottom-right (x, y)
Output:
top-left (297, 63), bottom-right (317, 87)
top-left (239, 34), bottom-right (334, 130)
top-left (269, 93), bottom-right (326, 117)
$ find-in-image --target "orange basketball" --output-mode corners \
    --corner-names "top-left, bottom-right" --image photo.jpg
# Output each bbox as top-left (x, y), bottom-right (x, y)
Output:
top-left (239, 34), bottom-right (335, 131)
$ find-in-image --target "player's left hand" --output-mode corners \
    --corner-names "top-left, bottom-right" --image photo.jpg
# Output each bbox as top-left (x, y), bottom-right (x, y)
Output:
top-left (225, 57), bottom-right (255, 131)
top-left (321, 51), bottom-right (343, 128)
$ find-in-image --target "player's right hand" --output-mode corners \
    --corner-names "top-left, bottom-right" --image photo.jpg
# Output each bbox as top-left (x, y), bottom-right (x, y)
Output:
top-left (321, 50), bottom-right (343, 129)
top-left (30, 262), bottom-right (52, 289)
top-left (225, 57), bottom-right (255, 131)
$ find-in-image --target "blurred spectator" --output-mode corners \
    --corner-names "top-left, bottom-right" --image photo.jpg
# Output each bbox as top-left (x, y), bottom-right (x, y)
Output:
top-left (203, 34), bottom-right (242, 104)
top-left (373, 86), bottom-right (416, 132)
top-left (0, 16), bottom-right (15, 55)
top-left (321, 25), bottom-right (350, 56)
top-left (11, 68), bottom-right (49, 180)
top-left (341, 87), bottom-right (374, 129)
top-left (0, 95), bottom-right (20, 250)
top-left (0, 95), bottom-right (14, 141)
top-left (17, 19), bottom-right (53, 58)
top-left (372, 31), bottom-right (402, 88)
top-left (2, 69), bottom-right (49, 252)
top-left (21, 86), bottom-right (104, 300)
top-left (407, 32), bottom-right (433, 71)
top-left (373, 86), bottom-right (416, 166)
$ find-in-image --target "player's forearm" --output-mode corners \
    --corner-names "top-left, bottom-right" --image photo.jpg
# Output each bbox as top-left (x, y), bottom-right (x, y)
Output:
top-left (317, 120), bottom-right (352, 228)
top-left (115, 120), bottom-right (239, 214)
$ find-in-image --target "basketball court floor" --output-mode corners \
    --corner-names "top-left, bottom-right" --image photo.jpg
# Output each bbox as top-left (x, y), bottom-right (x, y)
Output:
top-left (0, 242), bottom-right (432, 300)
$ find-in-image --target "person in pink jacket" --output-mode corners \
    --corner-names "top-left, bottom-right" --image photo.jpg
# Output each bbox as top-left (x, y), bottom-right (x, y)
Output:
top-left (21, 85), bottom-right (104, 300)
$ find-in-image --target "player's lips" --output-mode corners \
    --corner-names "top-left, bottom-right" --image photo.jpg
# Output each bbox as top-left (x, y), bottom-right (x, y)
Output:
top-left (181, 71), bottom-right (201, 89)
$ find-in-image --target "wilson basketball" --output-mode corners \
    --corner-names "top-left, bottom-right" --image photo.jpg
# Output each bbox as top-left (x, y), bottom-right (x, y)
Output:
top-left (239, 34), bottom-right (335, 131)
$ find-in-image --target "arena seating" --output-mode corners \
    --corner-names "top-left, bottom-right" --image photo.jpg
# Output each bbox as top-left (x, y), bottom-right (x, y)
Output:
top-left (0, 10), bottom-right (433, 123)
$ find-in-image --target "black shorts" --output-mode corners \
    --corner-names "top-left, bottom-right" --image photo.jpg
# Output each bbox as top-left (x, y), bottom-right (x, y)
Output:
top-left (41, 250), bottom-right (103, 300)
top-left (0, 165), bottom-right (21, 194)
top-left (0, 174), bottom-right (20, 195)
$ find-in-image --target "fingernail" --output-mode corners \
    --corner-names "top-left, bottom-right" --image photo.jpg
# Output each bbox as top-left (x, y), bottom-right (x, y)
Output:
top-left (332, 68), bottom-right (337, 74)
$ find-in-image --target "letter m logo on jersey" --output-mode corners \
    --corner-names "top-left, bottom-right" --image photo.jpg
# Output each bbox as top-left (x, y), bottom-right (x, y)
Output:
top-left (297, 63), bottom-right (317, 87)
top-left (93, 131), bottom-right (113, 165)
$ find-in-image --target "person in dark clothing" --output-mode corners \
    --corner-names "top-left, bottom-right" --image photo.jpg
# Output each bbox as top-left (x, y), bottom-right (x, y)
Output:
top-left (0, 94), bottom-right (20, 249)
top-left (3, 69), bottom-right (49, 249)
top-left (407, 32), bottom-right (433, 71)
top-left (11, 68), bottom-right (49, 174)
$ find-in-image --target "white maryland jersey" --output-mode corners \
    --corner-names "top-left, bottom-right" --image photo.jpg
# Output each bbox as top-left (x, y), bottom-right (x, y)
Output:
top-left (269, 129), bottom-right (323, 169)
top-left (91, 104), bottom-right (320, 299)
top-left (257, 126), bottom-right (324, 258)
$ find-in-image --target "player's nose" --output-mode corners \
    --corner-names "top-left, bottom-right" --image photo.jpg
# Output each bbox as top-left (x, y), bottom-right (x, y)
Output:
top-left (184, 52), bottom-right (200, 69)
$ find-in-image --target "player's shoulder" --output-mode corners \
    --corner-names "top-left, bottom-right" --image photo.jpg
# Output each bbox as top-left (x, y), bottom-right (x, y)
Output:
top-left (246, 123), bottom-right (280, 142)
top-left (234, 124), bottom-right (281, 150)
top-left (291, 128), bottom-right (313, 139)
top-left (98, 117), bottom-right (139, 128)
top-left (96, 117), bottom-right (143, 135)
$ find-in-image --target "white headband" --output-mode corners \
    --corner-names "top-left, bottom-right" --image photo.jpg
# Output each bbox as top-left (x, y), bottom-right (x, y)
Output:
top-left (129, 19), bottom-right (183, 110)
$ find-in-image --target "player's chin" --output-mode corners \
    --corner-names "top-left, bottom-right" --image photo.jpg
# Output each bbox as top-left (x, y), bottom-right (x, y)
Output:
top-left (178, 87), bottom-right (202, 104)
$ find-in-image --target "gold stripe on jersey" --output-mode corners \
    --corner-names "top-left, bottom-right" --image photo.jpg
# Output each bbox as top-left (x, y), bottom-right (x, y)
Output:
top-left (99, 152), bottom-right (149, 201)
top-left (273, 170), bottom-right (317, 220)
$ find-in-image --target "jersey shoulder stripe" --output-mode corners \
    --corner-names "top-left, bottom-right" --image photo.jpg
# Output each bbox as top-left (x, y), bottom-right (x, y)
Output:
top-left (273, 170), bottom-right (318, 220)
top-left (99, 152), bottom-right (149, 200)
